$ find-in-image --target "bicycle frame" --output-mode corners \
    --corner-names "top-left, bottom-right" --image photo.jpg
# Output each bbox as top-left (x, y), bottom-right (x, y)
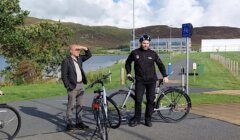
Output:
top-left (120, 82), bottom-right (134, 109)
top-left (102, 86), bottom-right (108, 118)
top-left (118, 80), bottom-right (178, 112)
top-left (154, 85), bottom-right (174, 111)
top-left (110, 77), bottom-right (191, 123)
top-left (87, 73), bottom-right (112, 121)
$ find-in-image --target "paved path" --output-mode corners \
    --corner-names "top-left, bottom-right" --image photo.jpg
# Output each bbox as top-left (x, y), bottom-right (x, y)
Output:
top-left (4, 95), bottom-right (239, 140)
top-left (204, 90), bottom-right (240, 95)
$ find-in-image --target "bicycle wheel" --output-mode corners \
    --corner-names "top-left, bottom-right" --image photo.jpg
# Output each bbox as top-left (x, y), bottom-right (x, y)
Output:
top-left (106, 97), bottom-right (121, 129)
top-left (109, 90), bottom-right (135, 119)
top-left (156, 88), bottom-right (191, 123)
top-left (0, 104), bottom-right (21, 139)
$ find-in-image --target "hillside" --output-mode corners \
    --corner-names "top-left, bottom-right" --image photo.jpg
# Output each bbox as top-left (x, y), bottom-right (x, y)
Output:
top-left (25, 17), bottom-right (240, 50)
top-left (24, 17), bottom-right (131, 49)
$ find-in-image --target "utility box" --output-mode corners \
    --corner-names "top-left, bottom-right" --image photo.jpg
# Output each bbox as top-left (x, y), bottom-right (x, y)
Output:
top-left (197, 64), bottom-right (204, 75)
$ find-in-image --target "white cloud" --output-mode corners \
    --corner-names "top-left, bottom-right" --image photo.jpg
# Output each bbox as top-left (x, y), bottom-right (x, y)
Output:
top-left (202, 0), bottom-right (240, 27)
top-left (19, 0), bottom-right (240, 28)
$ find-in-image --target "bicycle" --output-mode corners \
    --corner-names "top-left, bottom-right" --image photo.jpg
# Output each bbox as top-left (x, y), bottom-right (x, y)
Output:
top-left (109, 78), bottom-right (192, 123)
top-left (0, 93), bottom-right (21, 140)
top-left (87, 73), bottom-right (121, 140)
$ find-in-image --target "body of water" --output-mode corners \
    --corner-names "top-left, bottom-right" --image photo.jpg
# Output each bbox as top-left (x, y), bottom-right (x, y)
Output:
top-left (83, 55), bottom-right (127, 72)
top-left (0, 55), bottom-right (127, 72)
top-left (0, 56), bottom-right (8, 71)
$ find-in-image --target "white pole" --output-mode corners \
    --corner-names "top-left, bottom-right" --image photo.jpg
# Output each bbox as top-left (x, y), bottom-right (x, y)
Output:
top-left (109, 69), bottom-right (112, 83)
top-left (236, 62), bottom-right (238, 76)
top-left (158, 35), bottom-right (159, 54)
top-left (186, 37), bottom-right (189, 94)
top-left (169, 25), bottom-right (172, 62)
top-left (132, 0), bottom-right (135, 50)
top-left (233, 61), bottom-right (236, 75)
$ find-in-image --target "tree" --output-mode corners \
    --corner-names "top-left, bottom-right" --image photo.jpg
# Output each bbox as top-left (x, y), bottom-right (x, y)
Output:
top-left (1, 22), bottom-right (72, 84)
top-left (0, 0), bottom-right (29, 46)
top-left (0, 0), bottom-right (73, 84)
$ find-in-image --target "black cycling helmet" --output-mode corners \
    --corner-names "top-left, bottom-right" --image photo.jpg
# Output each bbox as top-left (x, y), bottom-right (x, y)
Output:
top-left (139, 34), bottom-right (151, 42)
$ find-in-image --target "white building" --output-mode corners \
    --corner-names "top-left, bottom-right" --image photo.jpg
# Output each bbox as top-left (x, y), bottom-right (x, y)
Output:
top-left (130, 38), bottom-right (188, 52)
top-left (201, 39), bottom-right (240, 52)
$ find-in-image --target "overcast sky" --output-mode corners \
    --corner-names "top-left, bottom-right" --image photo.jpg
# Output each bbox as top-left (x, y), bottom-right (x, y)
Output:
top-left (20, 0), bottom-right (240, 28)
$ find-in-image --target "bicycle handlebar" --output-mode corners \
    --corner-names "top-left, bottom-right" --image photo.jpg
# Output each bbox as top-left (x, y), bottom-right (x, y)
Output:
top-left (86, 73), bottom-right (112, 89)
top-left (157, 79), bottom-right (164, 87)
top-left (126, 77), bottom-right (164, 87)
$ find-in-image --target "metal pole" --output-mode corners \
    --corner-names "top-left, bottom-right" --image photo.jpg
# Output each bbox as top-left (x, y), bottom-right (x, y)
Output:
top-left (181, 67), bottom-right (185, 92)
top-left (158, 35), bottom-right (160, 54)
top-left (132, 0), bottom-right (135, 50)
top-left (186, 37), bottom-right (189, 94)
top-left (170, 25), bottom-right (172, 62)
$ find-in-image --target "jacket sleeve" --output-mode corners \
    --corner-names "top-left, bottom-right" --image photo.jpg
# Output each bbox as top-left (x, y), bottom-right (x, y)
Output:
top-left (61, 59), bottom-right (70, 90)
top-left (125, 52), bottom-right (134, 75)
top-left (154, 52), bottom-right (168, 77)
top-left (81, 49), bottom-right (92, 62)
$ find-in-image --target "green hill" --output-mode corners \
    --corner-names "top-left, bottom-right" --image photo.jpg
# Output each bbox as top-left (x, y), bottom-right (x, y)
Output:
top-left (25, 17), bottom-right (240, 50)
top-left (24, 17), bottom-right (131, 49)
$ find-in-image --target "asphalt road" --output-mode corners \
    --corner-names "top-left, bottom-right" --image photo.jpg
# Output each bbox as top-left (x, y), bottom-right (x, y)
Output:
top-left (5, 94), bottom-right (239, 140)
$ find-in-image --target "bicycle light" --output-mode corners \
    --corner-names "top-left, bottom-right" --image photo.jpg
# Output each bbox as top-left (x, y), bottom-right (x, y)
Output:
top-left (92, 102), bottom-right (100, 109)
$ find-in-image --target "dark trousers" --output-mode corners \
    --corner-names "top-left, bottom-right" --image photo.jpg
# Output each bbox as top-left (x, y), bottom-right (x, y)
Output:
top-left (134, 81), bottom-right (156, 121)
top-left (66, 83), bottom-right (84, 124)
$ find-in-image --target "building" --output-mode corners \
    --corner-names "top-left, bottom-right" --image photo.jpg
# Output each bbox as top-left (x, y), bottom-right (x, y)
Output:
top-left (130, 38), bottom-right (189, 52)
top-left (201, 39), bottom-right (240, 52)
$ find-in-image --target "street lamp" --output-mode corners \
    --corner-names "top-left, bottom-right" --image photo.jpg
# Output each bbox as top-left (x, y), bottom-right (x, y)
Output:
top-left (169, 25), bottom-right (172, 62)
top-left (132, 0), bottom-right (135, 50)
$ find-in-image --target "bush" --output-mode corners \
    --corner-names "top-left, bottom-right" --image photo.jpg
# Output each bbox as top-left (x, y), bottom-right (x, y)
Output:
top-left (14, 60), bottom-right (41, 84)
top-left (86, 69), bottom-right (110, 84)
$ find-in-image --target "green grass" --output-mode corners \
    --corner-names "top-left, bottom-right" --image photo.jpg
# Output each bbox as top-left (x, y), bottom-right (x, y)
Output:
top-left (92, 49), bottom-right (129, 55)
top-left (190, 93), bottom-right (240, 105)
top-left (218, 52), bottom-right (240, 63)
top-left (172, 52), bottom-right (240, 89)
top-left (0, 63), bottom-right (126, 103)
top-left (190, 52), bottom-right (240, 89)
top-left (0, 83), bottom-right (65, 103)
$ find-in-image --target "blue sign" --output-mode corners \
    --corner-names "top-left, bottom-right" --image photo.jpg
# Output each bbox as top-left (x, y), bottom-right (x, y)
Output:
top-left (182, 23), bottom-right (193, 37)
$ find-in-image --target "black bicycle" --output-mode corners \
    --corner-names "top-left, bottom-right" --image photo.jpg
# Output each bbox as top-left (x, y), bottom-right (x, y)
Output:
top-left (0, 94), bottom-right (21, 140)
top-left (87, 73), bottom-right (121, 140)
top-left (109, 78), bottom-right (192, 123)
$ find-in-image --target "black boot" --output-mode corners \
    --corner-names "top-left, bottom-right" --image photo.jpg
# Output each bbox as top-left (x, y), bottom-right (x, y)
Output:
top-left (145, 120), bottom-right (152, 127)
top-left (129, 117), bottom-right (140, 127)
top-left (76, 122), bottom-right (89, 130)
top-left (66, 123), bottom-right (75, 131)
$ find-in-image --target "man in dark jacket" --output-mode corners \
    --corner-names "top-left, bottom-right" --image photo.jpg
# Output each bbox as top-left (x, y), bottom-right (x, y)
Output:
top-left (61, 44), bottom-right (92, 131)
top-left (125, 34), bottom-right (169, 127)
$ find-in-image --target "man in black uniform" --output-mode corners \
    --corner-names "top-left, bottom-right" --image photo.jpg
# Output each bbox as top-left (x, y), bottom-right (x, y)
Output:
top-left (125, 34), bottom-right (169, 127)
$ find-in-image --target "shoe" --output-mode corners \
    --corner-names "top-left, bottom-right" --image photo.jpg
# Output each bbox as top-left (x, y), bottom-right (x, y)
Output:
top-left (76, 122), bottom-right (89, 130)
top-left (66, 123), bottom-right (75, 131)
top-left (145, 120), bottom-right (152, 127)
top-left (129, 117), bottom-right (140, 127)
